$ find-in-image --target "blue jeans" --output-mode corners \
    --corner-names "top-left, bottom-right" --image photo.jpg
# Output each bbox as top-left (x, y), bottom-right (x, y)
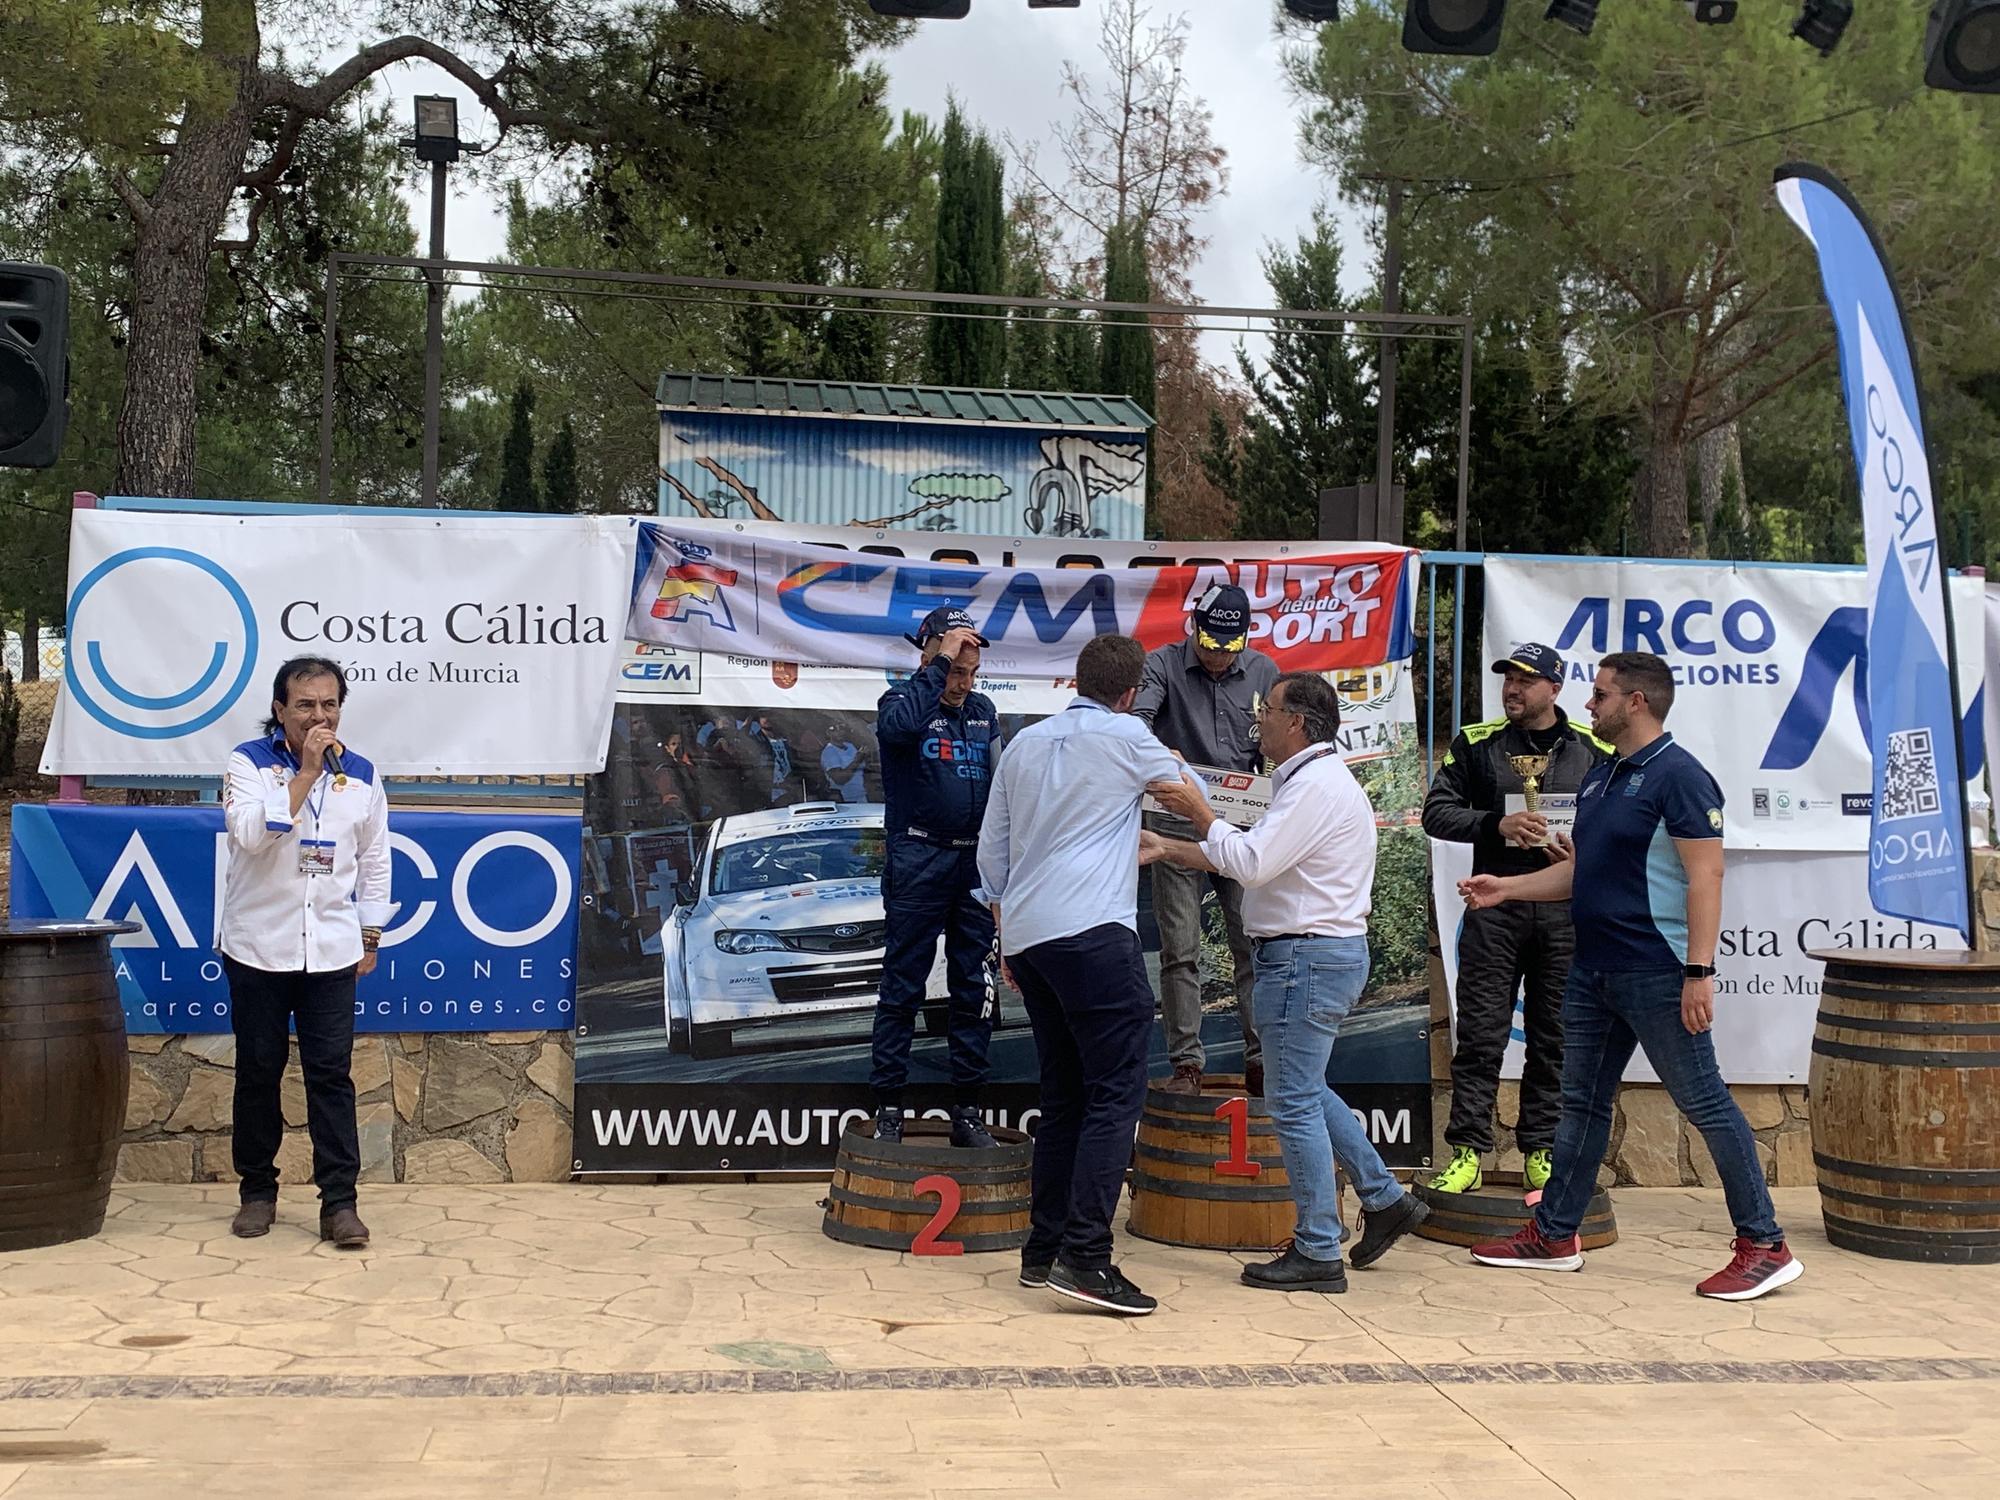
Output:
top-left (1535, 965), bottom-right (1782, 1245)
top-left (1252, 936), bottom-right (1403, 1261)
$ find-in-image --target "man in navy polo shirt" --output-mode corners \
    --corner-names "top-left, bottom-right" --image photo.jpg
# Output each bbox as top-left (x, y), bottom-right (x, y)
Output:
top-left (1457, 651), bottom-right (1803, 1301)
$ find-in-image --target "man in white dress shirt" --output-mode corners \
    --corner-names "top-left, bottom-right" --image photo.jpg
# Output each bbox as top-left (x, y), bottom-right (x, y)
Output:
top-left (220, 656), bottom-right (396, 1248)
top-left (1144, 671), bottom-right (1427, 1293)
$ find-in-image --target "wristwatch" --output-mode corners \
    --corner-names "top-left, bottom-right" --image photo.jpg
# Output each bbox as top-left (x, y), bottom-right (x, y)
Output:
top-left (1683, 962), bottom-right (1717, 980)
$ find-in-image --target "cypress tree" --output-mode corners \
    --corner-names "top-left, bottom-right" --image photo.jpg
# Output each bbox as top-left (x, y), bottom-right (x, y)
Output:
top-left (927, 102), bottom-right (1007, 387)
top-left (542, 417), bottom-right (580, 514)
top-left (497, 382), bottom-right (539, 511)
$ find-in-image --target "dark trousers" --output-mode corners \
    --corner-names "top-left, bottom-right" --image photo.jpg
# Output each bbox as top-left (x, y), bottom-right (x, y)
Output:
top-left (224, 956), bottom-right (361, 1210)
top-left (870, 842), bottom-right (996, 1105)
top-left (1446, 902), bottom-right (1571, 1154)
top-left (1012, 923), bottom-right (1155, 1270)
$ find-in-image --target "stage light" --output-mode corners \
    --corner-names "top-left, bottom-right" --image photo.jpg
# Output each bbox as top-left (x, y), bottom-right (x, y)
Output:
top-left (1403, 0), bottom-right (1509, 57)
top-left (1545, 0), bottom-right (1598, 36)
top-left (1926, 0), bottom-right (2000, 93)
top-left (1284, 1), bottom-right (1343, 19)
top-left (866, 1), bottom-right (971, 17)
top-left (1686, 0), bottom-right (1737, 22)
top-left (1791, 0), bottom-right (1852, 55)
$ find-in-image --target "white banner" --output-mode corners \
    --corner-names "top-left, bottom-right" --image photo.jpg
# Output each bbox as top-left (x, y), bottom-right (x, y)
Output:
top-left (1429, 840), bottom-right (1964, 1085)
top-left (44, 510), bottom-right (635, 776)
top-left (627, 520), bottom-right (1418, 677)
top-left (1482, 556), bottom-right (1986, 852)
top-left (1986, 583), bottom-right (2000, 843)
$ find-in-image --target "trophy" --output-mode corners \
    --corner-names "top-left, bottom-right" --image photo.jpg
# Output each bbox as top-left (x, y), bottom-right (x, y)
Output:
top-left (1507, 753), bottom-right (1552, 846)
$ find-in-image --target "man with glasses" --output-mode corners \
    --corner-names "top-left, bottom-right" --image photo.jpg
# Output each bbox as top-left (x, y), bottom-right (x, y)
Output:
top-left (1132, 583), bottom-right (1279, 1096)
top-left (1458, 652), bottom-right (1804, 1301)
top-left (1146, 673), bottom-right (1428, 1294)
top-left (1422, 642), bottom-right (1610, 1196)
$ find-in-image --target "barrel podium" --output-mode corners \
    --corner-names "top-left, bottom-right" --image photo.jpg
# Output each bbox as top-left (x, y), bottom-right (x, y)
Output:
top-left (1808, 949), bottom-right (2000, 1264)
top-left (1127, 1077), bottom-right (1308, 1251)
top-left (822, 1118), bottom-right (1032, 1254)
top-left (1, 919), bottom-right (138, 1253)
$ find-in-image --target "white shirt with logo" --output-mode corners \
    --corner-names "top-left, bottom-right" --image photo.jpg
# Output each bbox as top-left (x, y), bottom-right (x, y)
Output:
top-left (219, 732), bottom-right (397, 973)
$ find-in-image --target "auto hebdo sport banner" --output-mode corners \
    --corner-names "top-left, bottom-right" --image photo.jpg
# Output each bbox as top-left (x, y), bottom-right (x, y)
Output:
top-left (44, 508), bottom-right (634, 776)
top-left (1429, 840), bottom-right (1964, 1084)
top-left (1778, 162), bottom-right (1972, 939)
top-left (1482, 556), bottom-right (1985, 853)
top-left (625, 519), bottom-right (1417, 677)
top-left (576, 528), bottom-right (1432, 1174)
top-left (9, 805), bottom-right (580, 1034)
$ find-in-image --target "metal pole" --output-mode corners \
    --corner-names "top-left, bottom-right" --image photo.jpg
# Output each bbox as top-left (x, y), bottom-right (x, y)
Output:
top-left (316, 255), bottom-right (340, 503)
top-left (1375, 180), bottom-right (1402, 539)
top-left (421, 159), bottom-right (448, 506)
top-left (1456, 321), bottom-right (1473, 550)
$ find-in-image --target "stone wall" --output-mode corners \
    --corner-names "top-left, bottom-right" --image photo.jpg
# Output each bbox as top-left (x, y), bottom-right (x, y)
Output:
top-left (116, 1031), bottom-right (576, 1185)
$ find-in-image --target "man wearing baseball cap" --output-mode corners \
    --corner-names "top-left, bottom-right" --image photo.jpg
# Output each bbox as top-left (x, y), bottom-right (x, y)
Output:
top-left (1421, 641), bottom-right (1609, 1195)
top-left (1132, 583), bottom-right (1279, 1097)
top-left (870, 606), bottom-right (1004, 1147)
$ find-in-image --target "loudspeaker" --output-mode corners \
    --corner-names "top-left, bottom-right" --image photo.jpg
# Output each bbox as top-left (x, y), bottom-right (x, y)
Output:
top-left (1318, 482), bottom-right (1405, 546)
top-left (1403, 0), bottom-right (1508, 56)
top-left (0, 263), bottom-right (69, 470)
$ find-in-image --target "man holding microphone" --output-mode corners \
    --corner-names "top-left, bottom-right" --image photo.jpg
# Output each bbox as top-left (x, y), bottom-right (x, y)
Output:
top-left (220, 656), bottom-right (395, 1248)
top-left (1145, 673), bottom-right (1428, 1293)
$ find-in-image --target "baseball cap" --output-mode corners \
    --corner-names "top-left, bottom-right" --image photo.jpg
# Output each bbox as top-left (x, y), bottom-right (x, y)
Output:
top-left (1491, 642), bottom-right (1564, 684)
top-left (1192, 583), bottom-right (1251, 653)
top-left (906, 605), bottom-right (989, 652)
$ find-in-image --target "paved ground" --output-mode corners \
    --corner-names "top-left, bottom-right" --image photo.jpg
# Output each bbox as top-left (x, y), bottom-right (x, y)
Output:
top-left (1, 1183), bottom-right (1996, 1496)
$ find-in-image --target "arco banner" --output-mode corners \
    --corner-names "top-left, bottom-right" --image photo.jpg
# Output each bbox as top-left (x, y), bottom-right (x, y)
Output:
top-left (625, 519), bottom-right (1418, 676)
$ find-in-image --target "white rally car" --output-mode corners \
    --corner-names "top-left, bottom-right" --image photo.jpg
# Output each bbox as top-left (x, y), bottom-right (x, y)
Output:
top-left (661, 802), bottom-right (962, 1057)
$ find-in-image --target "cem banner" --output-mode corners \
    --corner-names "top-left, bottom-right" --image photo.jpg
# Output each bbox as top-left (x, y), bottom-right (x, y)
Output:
top-left (626, 519), bottom-right (1417, 677)
top-left (1428, 840), bottom-right (1963, 1085)
top-left (577, 524), bottom-right (1431, 1174)
top-left (9, 804), bottom-right (581, 1034)
top-left (1482, 556), bottom-right (1985, 853)
top-left (44, 508), bottom-right (634, 776)
top-left (1778, 163), bottom-right (1972, 939)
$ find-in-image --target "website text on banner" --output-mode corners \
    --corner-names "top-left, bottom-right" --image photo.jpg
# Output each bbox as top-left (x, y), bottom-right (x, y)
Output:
top-left (1481, 556), bottom-right (1985, 854)
top-left (625, 521), bottom-right (1418, 677)
top-left (1429, 839), bottom-right (1964, 1087)
top-left (8, 805), bottom-right (581, 1034)
top-left (1778, 162), bottom-right (1974, 939)
top-left (45, 508), bottom-right (635, 777)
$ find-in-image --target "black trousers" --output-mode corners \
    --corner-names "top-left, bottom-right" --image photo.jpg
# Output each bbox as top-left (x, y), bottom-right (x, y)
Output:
top-left (224, 956), bottom-right (361, 1209)
top-left (1446, 902), bottom-right (1571, 1155)
top-left (1011, 924), bottom-right (1155, 1271)
top-left (870, 841), bottom-right (996, 1105)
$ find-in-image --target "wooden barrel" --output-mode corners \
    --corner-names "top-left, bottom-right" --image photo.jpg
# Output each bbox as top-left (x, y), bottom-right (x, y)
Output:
top-left (1413, 1172), bottom-right (1618, 1250)
top-left (1808, 949), bottom-right (2000, 1265)
top-left (1127, 1076), bottom-right (1305, 1251)
top-left (1, 920), bottom-right (137, 1253)
top-left (822, 1118), bottom-right (1031, 1253)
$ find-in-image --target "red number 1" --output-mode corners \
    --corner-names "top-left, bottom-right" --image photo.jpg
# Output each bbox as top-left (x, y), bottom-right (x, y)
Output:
top-left (910, 1173), bottom-right (966, 1255)
top-left (1213, 1096), bottom-right (1262, 1178)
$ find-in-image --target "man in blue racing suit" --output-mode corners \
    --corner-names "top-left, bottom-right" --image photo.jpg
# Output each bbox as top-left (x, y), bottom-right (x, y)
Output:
top-left (870, 606), bottom-right (1003, 1147)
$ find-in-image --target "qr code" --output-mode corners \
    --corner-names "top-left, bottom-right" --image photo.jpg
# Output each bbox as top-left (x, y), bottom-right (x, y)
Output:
top-left (1881, 727), bottom-right (1942, 822)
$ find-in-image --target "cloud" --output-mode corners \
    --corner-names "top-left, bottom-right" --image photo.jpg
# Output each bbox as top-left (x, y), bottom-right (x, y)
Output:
top-left (838, 441), bottom-right (991, 475)
top-left (662, 428), bottom-right (785, 462)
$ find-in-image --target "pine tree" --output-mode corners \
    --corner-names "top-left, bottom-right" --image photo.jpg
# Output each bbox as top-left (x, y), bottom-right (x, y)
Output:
top-left (497, 382), bottom-right (540, 512)
top-left (541, 417), bottom-right (580, 515)
top-left (926, 101), bottom-right (1007, 388)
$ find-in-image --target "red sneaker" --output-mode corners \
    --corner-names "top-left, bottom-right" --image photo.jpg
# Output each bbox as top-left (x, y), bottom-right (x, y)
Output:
top-left (1696, 1238), bottom-right (1804, 1301)
top-left (1470, 1223), bottom-right (1584, 1272)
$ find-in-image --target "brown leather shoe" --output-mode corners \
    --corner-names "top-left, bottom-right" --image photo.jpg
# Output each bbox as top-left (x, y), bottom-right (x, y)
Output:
top-left (1161, 1062), bottom-right (1203, 1095)
top-left (1245, 1060), bottom-right (1266, 1100)
top-left (319, 1206), bottom-right (370, 1249)
top-left (231, 1200), bottom-right (276, 1238)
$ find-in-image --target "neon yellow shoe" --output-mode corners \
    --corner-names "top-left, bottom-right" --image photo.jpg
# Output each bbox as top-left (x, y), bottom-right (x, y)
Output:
top-left (1427, 1146), bottom-right (1483, 1194)
top-left (1523, 1149), bottom-right (1554, 1193)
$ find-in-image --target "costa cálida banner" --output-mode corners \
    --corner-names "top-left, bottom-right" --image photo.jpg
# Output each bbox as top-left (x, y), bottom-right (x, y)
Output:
top-left (624, 519), bottom-right (1418, 677)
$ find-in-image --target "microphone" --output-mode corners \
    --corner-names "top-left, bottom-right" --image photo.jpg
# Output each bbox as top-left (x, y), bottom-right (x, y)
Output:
top-left (324, 739), bottom-right (348, 788)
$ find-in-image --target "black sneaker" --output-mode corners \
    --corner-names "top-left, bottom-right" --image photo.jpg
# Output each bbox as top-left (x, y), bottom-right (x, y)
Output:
top-left (873, 1105), bottom-right (904, 1144)
top-left (1046, 1260), bottom-right (1157, 1317)
top-left (1018, 1260), bottom-right (1054, 1289)
top-left (1241, 1244), bottom-right (1347, 1293)
top-left (1350, 1190), bottom-right (1428, 1269)
top-left (949, 1106), bottom-right (997, 1149)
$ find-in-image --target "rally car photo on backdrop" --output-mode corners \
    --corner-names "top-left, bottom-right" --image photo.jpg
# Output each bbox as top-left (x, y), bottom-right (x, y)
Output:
top-left (662, 801), bottom-right (973, 1058)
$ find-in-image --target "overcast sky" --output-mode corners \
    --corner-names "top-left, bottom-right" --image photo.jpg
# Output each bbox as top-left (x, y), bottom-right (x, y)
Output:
top-left (369, 4), bottom-right (1376, 371)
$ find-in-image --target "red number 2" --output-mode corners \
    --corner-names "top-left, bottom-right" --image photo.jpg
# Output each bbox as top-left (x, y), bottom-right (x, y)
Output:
top-left (911, 1173), bottom-right (966, 1255)
top-left (1213, 1096), bottom-right (1262, 1178)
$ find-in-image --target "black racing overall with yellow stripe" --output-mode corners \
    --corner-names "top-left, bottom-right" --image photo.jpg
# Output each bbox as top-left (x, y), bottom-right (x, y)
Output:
top-left (1422, 709), bottom-right (1611, 1155)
